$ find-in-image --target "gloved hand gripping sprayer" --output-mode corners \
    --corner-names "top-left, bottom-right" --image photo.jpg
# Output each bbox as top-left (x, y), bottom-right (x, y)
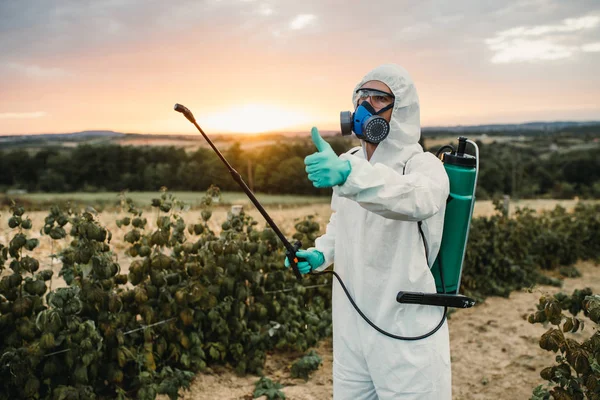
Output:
top-left (175, 103), bottom-right (476, 341)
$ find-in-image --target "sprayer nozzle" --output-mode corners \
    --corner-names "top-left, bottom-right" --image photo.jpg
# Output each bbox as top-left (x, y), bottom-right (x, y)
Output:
top-left (174, 103), bottom-right (196, 123)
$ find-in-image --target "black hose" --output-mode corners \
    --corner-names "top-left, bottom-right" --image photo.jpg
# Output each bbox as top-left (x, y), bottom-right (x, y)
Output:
top-left (436, 145), bottom-right (455, 158)
top-left (313, 269), bottom-right (448, 341)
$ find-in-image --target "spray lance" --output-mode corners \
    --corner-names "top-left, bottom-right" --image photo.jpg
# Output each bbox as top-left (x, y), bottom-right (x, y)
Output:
top-left (173, 103), bottom-right (304, 280)
top-left (175, 104), bottom-right (476, 341)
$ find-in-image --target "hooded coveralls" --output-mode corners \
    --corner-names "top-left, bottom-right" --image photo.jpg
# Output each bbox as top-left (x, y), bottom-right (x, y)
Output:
top-left (313, 64), bottom-right (451, 399)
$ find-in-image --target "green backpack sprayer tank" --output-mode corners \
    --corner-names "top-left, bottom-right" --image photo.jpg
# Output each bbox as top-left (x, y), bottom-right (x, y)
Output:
top-left (431, 136), bottom-right (479, 294)
top-left (396, 136), bottom-right (478, 311)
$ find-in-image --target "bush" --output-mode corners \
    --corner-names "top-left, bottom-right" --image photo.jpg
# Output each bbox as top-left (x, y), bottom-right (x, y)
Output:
top-left (530, 289), bottom-right (600, 400)
top-left (461, 202), bottom-right (600, 300)
top-left (1, 191), bottom-right (599, 398)
top-left (290, 350), bottom-right (322, 381)
top-left (0, 189), bottom-right (332, 399)
top-left (253, 377), bottom-right (285, 399)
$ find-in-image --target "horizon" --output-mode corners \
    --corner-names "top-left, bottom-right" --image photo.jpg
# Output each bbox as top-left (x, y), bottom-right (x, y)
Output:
top-left (1, 1), bottom-right (599, 135)
top-left (2, 118), bottom-right (600, 138)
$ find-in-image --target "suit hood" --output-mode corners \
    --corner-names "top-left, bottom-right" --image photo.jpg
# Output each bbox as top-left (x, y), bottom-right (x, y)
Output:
top-left (352, 64), bottom-right (423, 169)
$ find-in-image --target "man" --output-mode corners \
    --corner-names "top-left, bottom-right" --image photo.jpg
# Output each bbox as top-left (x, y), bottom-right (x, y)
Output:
top-left (287, 64), bottom-right (451, 399)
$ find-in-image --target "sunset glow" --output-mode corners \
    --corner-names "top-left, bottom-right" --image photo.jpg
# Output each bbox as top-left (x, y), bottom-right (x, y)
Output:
top-left (198, 104), bottom-right (312, 134)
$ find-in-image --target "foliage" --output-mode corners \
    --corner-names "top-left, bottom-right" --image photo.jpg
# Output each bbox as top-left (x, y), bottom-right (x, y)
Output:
top-left (461, 201), bottom-right (600, 300)
top-left (529, 289), bottom-right (600, 400)
top-left (0, 139), bottom-right (352, 195)
top-left (1, 134), bottom-right (599, 199)
top-left (0, 188), bottom-right (331, 399)
top-left (465, 137), bottom-right (600, 200)
top-left (1, 189), bottom-right (599, 398)
top-left (253, 376), bottom-right (286, 399)
top-left (206, 184), bottom-right (221, 201)
top-left (0, 204), bottom-right (50, 399)
top-left (290, 350), bottom-right (323, 381)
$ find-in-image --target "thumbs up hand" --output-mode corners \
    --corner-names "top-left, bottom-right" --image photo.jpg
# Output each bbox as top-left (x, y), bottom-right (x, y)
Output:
top-left (304, 127), bottom-right (352, 188)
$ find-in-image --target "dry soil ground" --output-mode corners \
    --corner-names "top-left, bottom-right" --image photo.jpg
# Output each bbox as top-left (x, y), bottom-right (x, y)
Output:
top-left (157, 261), bottom-right (599, 400)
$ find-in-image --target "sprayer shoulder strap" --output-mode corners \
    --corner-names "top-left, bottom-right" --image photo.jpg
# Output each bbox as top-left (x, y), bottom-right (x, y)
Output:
top-left (402, 156), bottom-right (429, 265)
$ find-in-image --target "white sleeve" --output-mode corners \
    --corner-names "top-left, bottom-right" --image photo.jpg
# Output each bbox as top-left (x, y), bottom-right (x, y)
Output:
top-left (333, 152), bottom-right (449, 221)
top-left (312, 196), bottom-right (338, 271)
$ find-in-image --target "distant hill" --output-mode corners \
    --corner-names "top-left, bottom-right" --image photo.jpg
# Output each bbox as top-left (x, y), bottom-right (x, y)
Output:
top-left (69, 130), bottom-right (125, 138)
top-left (1, 121), bottom-right (598, 145)
top-left (0, 130), bottom-right (125, 141)
top-left (422, 121), bottom-right (600, 134)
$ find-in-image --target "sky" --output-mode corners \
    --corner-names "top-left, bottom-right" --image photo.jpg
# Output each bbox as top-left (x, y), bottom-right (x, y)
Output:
top-left (0, 0), bottom-right (599, 135)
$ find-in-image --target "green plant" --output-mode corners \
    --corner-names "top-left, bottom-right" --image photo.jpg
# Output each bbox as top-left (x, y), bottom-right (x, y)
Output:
top-left (462, 203), bottom-right (600, 301)
top-left (0, 187), bottom-right (333, 398)
top-left (1, 189), bottom-right (599, 399)
top-left (0, 204), bottom-right (54, 399)
top-left (253, 377), bottom-right (286, 399)
top-left (290, 350), bottom-right (322, 381)
top-left (529, 289), bottom-right (600, 400)
top-left (206, 184), bottom-right (221, 201)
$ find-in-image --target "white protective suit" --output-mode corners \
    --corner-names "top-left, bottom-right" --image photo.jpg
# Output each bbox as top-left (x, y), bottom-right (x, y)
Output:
top-left (313, 64), bottom-right (451, 399)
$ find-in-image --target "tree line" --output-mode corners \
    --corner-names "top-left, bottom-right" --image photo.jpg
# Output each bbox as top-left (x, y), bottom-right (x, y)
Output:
top-left (1, 135), bottom-right (598, 199)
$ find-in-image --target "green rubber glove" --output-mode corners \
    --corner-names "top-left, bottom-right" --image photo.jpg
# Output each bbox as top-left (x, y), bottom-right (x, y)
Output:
top-left (305, 127), bottom-right (351, 188)
top-left (284, 249), bottom-right (325, 274)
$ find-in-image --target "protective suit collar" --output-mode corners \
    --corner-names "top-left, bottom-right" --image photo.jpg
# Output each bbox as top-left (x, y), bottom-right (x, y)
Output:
top-left (352, 64), bottom-right (423, 170)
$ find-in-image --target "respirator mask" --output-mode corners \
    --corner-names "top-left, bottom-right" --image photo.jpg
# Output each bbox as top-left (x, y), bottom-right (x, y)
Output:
top-left (340, 88), bottom-right (395, 144)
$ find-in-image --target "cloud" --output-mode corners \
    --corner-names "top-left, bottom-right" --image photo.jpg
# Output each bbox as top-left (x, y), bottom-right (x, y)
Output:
top-left (268, 13), bottom-right (316, 38)
top-left (486, 15), bottom-right (600, 63)
top-left (489, 39), bottom-right (576, 63)
top-left (289, 14), bottom-right (316, 30)
top-left (0, 112), bottom-right (47, 119)
top-left (0, 1), bottom-right (231, 58)
top-left (493, 15), bottom-right (599, 39)
top-left (257, 4), bottom-right (274, 16)
top-left (581, 42), bottom-right (600, 52)
top-left (3, 62), bottom-right (71, 78)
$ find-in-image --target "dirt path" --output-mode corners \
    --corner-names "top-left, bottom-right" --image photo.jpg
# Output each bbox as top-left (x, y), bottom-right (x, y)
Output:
top-left (170, 261), bottom-right (599, 400)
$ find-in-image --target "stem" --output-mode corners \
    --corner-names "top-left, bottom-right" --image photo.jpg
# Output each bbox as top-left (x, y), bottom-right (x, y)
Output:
top-left (49, 240), bottom-right (54, 293)
top-left (123, 317), bottom-right (177, 335)
top-left (44, 349), bottom-right (71, 357)
top-left (44, 317), bottom-right (178, 358)
top-left (264, 284), bottom-right (329, 294)
top-left (19, 248), bottom-right (23, 299)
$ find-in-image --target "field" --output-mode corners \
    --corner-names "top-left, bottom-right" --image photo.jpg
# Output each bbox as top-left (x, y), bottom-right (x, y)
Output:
top-left (1, 197), bottom-right (597, 291)
top-left (4, 190), bottom-right (598, 213)
top-left (2, 192), bottom-right (330, 211)
top-left (1, 197), bottom-right (598, 399)
top-left (0, 131), bottom-right (339, 153)
top-left (159, 261), bottom-right (600, 400)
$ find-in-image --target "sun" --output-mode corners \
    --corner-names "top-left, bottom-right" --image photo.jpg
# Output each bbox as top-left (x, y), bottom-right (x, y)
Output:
top-left (199, 104), bottom-right (311, 134)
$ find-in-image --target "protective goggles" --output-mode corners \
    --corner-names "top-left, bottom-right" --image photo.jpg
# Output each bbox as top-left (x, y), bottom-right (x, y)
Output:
top-left (355, 88), bottom-right (395, 109)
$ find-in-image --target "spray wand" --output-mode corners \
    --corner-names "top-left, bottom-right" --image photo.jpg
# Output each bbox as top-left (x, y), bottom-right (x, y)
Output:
top-left (173, 104), bottom-right (303, 280)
